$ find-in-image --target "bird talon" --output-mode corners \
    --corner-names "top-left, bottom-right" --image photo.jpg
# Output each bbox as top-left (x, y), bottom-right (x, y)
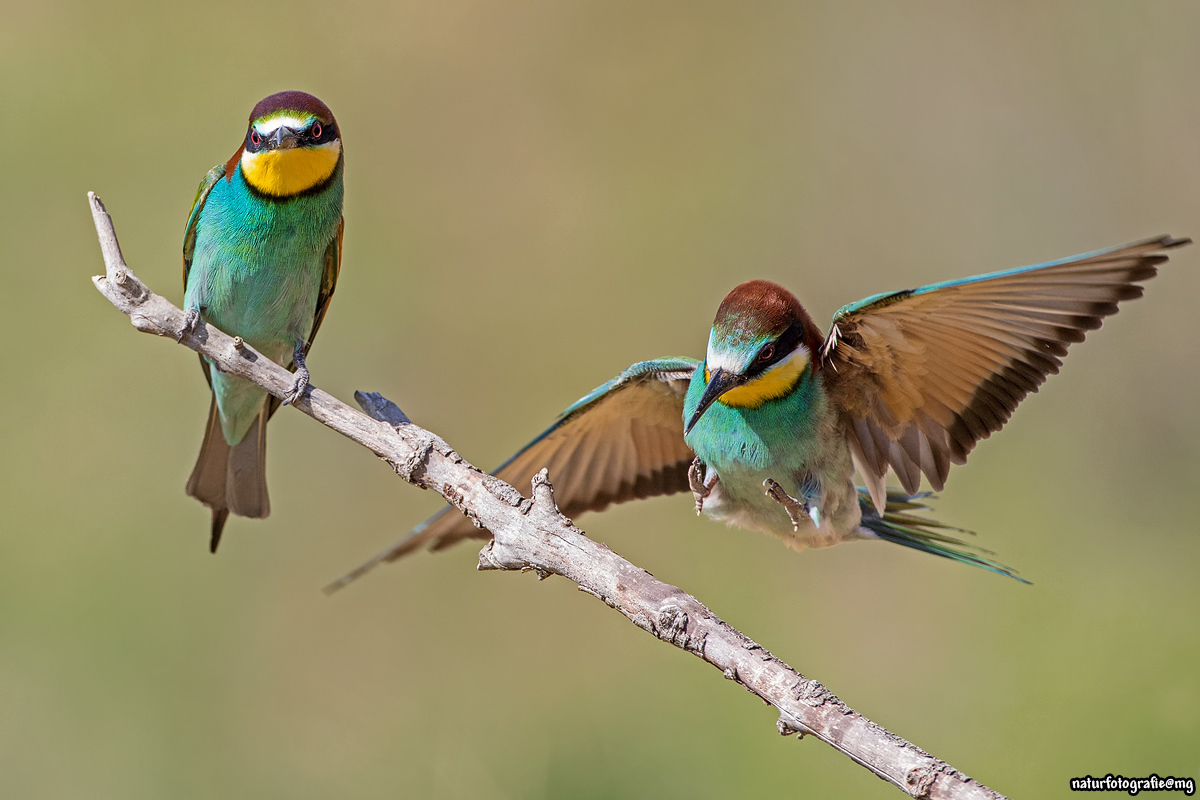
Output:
top-left (281, 369), bottom-right (309, 406)
top-left (763, 478), bottom-right (810, 532)
top-left (282, 342), bottom-right (310, 406)
top-left (689, 456), bottom-right (718, 514)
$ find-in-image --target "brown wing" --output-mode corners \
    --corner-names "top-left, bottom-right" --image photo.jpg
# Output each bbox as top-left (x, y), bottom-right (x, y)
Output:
top-left (820, 235), bottom-right (1189, 511)
top-left (326, 359), bottom-right (700, 591)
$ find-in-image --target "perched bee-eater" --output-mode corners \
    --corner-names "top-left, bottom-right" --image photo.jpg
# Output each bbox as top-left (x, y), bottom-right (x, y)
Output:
top-left (181, 91), bottom-right (345, 552)
top-left (333, 236), bottom-right (1186, 588)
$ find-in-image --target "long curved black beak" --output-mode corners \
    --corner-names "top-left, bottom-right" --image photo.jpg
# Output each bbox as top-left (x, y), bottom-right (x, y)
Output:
top-left (684, 367), bottom-right (745, 435)
top-left (268, 126), bottom-right (302, 150)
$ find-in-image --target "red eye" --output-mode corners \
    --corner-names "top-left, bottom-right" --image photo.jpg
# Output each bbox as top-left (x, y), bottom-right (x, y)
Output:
top-left (250, 129), bottom-right (261, 146)
top-left (311, 122), bottom-right (322, 139)
top-left (758, 345), bottom-right (775, 362)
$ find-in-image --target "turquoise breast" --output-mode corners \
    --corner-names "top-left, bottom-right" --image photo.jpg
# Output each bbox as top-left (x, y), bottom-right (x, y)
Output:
top-left (183, 162), bottom-right (343, 445)
top-left (184, 163), bottom-right (343, 350)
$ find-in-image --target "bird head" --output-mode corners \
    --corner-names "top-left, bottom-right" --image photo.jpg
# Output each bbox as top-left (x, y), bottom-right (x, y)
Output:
top-left (237, 91), bottom-right (342, 198)
top-left (685, 280), bottom-right (825, 434)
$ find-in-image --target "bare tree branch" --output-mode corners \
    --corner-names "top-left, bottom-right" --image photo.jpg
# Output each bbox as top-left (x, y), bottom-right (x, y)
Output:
top-left (88, 192), bottom-right (1007, 800)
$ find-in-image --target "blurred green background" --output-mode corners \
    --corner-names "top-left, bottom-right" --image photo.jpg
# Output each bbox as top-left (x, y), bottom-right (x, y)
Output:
top-left (2, 1), bottom-right (1198, 797)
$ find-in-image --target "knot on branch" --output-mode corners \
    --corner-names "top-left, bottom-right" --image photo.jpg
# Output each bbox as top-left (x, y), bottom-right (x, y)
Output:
top-left (125, 278), bottom-right (150, 305)
top-left (475, 539), bottom-right (552, 579)
top-left (907, 765), bottom-right (939, 798)
top-left (776, 714), bottom-right (813, 739)
top-left (654, 604), bottom-right (705, 653)
top-left (742, 638), bottom-right (781, 663)
top-left (393, 439), bottom-right (432, 484)
top-left (108, 270), bottom-right (151, 303)
top-left (527, 468), bottom-right (566, 523)
top-left (658, 605), bottom-right (688, 644)
top-left (905, 762), bottom-right (967, 799)
top-left (483, 474), bottom-right (530, 512)
top-left (476, 540), bottom-right (502, 570)
top-left (92, 270), bottom-right (150, 309)
top-left (795, 679), bottom-right (846, 713)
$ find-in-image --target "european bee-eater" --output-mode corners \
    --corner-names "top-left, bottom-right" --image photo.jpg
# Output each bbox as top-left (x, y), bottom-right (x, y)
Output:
top-left (333, 236), bottom-right (1186, 588)
top-left (181, 91), bottom-right (344, 552)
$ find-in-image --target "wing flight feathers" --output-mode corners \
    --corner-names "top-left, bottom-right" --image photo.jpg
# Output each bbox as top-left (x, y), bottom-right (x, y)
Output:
top-left (326, 359), bottom-right (700, 591)
top-left (822, 235), bottom-right (1190, 508)
top-left (182, 164), bottom-right (227, 288)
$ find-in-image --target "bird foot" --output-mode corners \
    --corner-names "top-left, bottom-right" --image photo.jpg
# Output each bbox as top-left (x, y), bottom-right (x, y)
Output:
top-left (178, 308), bottom-right (200, 342)
top-left (689, 457), bottom-right (718, 515)
top-left (763, 478), bottom-right (813, 532)
top-left (282, 343), bottom-right (310, 406)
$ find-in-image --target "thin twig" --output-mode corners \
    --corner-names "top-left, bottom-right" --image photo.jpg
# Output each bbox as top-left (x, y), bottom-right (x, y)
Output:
top-left (88, 192), bottom-right (1007, 800)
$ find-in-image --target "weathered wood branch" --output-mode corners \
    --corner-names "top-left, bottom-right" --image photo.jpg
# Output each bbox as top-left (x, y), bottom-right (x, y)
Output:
top-left (88, 192), bottom-right (1006, 800)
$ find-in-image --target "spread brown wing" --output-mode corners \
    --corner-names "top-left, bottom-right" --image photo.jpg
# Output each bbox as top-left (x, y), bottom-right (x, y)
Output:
top-left (820, 235), bottom-right (1190, 511)
top-left (326, 359), bottom-right (700, 591)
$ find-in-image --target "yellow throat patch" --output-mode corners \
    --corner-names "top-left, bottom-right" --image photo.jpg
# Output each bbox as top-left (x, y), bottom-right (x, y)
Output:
top-left (241, 142), bottom-right (340, 197)
top-left (715, 350), bottom-right (809, 409)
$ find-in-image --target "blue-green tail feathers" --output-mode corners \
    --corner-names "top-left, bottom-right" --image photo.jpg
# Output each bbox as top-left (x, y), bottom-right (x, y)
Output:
top-left (857, 488), bottom-right (1028, 584)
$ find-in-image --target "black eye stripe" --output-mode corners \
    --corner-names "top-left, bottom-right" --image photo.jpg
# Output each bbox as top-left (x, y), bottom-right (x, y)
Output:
top-left (309, 122), bottom-right (337, 143)
top-left (746, 322), bottom-right (805, 377)
top-left (244, 119), bottom-right (338, 152)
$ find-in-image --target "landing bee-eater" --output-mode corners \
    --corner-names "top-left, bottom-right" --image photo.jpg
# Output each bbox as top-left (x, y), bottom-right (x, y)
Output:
top-left (332, 236), bottom-right (1186, 589)
top-left (181, 91), bottom-right (344, 552)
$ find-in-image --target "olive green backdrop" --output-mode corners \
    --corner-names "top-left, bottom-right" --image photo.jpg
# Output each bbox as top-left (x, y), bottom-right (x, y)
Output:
top-left (2, 2), bottom-right (1198, 797)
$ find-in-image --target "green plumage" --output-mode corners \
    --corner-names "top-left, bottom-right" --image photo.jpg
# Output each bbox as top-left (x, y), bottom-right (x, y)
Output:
top-left (856, 489), bottom-right (1027, 583)
top-left (182, 91), bottom-right (344, 552)
top-left (184, 162), bottom-right (343, 443)
top-left (680, 366), bottom-right (861, 541)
